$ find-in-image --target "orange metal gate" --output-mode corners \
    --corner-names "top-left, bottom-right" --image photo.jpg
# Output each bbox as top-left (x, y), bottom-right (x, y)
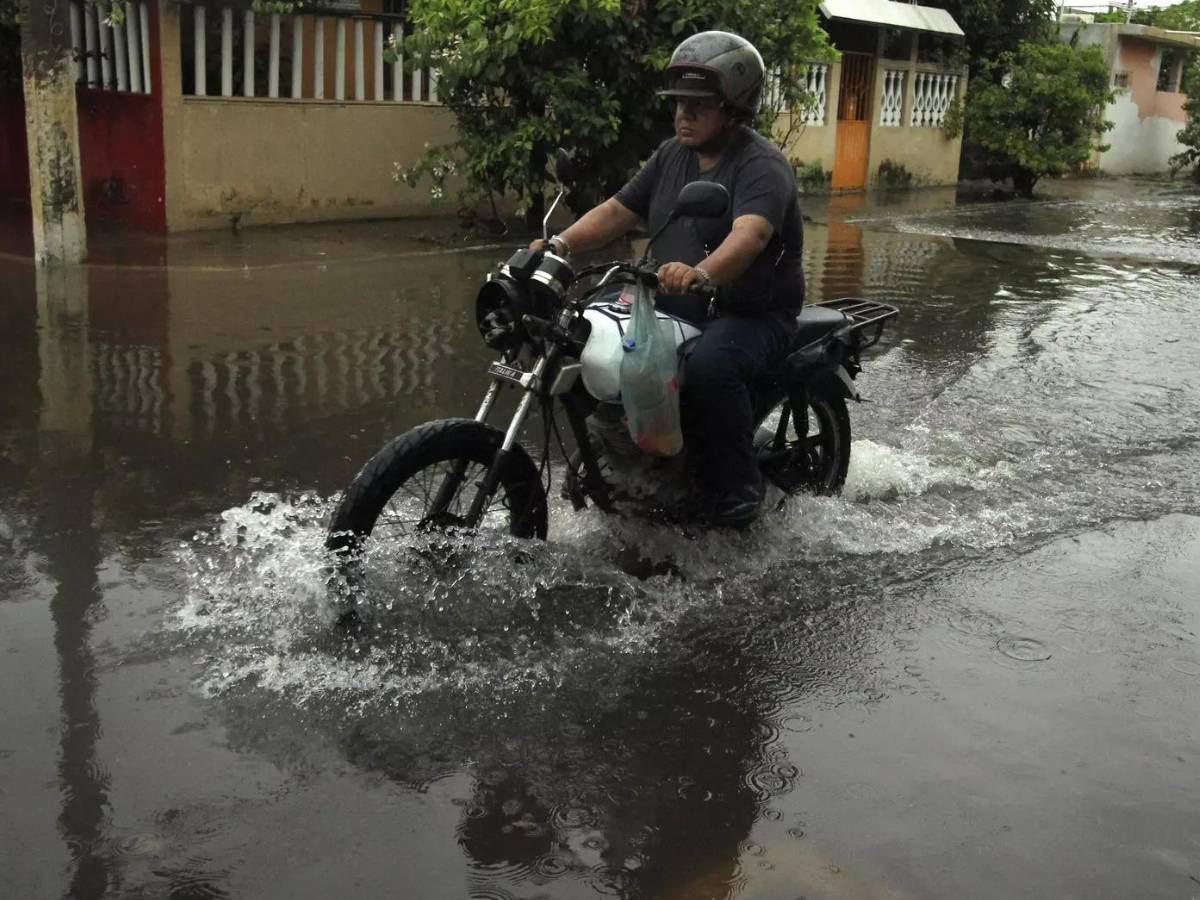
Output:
top-left (832, 52), bottom-right (873, 191)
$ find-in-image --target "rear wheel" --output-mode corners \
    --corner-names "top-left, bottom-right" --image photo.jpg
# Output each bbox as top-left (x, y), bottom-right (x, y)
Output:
top-left (326, 418), bottom-right (548, 557)
top-left (756, 387), bottom-right (851, 496)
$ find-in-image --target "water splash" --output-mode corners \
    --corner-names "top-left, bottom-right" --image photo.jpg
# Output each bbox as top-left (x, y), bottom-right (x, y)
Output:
top-left (172, 423), bottom-right (1031, 710)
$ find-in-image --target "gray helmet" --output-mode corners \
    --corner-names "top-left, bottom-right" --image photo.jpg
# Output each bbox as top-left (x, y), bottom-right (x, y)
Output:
top-left (661, 31), bottom-right (766, 117)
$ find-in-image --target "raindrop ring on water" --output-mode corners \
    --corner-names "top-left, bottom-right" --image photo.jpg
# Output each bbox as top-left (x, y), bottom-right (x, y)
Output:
top-left (1169, 659), bottom-right (1200, 678)
top-left (533, 853), bottom-right (574, 878)
top-left (996, 636), bottom-right (1052, 662)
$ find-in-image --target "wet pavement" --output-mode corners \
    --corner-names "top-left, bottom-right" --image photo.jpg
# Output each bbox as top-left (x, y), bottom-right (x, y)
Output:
top-left (2, 179), bottom-right (1200, 900)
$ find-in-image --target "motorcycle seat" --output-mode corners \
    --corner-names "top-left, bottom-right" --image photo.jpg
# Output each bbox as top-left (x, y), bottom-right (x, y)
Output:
top-left (677, 305), bottom-right (848, 363)
top-left (790, 305), bottom-right (847, 350)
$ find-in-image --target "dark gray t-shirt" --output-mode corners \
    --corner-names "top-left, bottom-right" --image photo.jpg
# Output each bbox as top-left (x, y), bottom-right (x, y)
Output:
top-left (615, 126), bottom-right (805, 322)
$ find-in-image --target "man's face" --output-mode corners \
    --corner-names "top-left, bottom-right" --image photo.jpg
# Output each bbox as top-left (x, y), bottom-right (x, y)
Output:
top-left (673, 96), bottom-right (732, 148)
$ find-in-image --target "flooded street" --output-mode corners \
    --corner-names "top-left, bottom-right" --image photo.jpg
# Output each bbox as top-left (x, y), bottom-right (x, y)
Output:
top-left (2, 180), bottom-right (1199, 899)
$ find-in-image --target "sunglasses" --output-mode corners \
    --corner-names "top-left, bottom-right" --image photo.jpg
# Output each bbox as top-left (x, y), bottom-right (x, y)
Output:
top-left (673, 96), bottom-right (723, 114)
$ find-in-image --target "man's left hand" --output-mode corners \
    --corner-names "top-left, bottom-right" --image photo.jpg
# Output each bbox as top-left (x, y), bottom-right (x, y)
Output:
top-left (657, 262), bottom-right (705, 294)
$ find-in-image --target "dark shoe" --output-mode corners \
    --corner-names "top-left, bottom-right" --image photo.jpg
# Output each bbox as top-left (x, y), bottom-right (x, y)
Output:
top-left (711, 480), bottom-right (764, 530)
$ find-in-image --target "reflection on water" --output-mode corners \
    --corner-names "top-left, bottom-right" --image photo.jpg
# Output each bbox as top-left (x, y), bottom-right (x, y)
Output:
top-left (28, 270), bottom-right (114, 899)
top-left (2, 185), bottom-right (1200, 900)
top-left (186, 319), bottom-right (461, 438)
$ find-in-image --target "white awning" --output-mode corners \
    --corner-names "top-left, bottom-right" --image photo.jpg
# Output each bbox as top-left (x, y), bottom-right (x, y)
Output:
top-left (819, 0), bottom-right (965, 37)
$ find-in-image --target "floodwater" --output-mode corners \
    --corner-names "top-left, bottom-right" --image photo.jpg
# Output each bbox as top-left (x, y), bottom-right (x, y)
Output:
top-left (2, 180), bottom-right (1199, 900)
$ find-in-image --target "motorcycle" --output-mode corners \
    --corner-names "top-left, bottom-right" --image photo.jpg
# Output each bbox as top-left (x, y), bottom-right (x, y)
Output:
top-left (325, 151), bottom-right (898, 557)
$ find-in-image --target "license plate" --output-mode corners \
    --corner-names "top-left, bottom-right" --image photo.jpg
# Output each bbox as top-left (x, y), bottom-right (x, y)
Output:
top-left (488, 362), bottom-right (525, 385)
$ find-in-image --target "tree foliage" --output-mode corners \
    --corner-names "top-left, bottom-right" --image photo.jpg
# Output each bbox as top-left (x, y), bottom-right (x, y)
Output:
top-left (1169, 57), bottom-right (1200, 179)
top-left (397, 0), bottom-right (830, 227)
top-left (1, 0), bottom-right (18, 85)
top-left (1132, 0), bottom-right (1200, 29)
top-left (922, 0), bottom-right (1058, 181)
top-left (964, 40), bottom-right (1113, 196)
top-left (925, 0), bottom-right (1056, 80)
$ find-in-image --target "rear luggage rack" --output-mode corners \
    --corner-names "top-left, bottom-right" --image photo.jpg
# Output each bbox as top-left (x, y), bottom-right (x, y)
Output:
top-left (814, 297), bottom-right (900, 350)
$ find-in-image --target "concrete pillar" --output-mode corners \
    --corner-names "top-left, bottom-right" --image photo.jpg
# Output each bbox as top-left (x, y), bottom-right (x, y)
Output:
top-left (159, 0), bottom-right (186, 231)
top-left (19, 0), bottom-right (88, 265)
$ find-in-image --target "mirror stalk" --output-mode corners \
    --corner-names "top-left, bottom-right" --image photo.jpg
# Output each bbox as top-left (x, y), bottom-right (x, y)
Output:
top-left (542, 188), bottom-right (566, 243)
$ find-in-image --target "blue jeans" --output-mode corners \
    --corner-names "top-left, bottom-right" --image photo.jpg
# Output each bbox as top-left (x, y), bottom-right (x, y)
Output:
top-left (681, 311), bottom-right (799, 495)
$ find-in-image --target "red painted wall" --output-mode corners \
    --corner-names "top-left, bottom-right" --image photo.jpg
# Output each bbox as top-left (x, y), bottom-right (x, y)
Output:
top-left (0, 87), bottom-right (30, 206)
top-left (76, 87), bottom-right (167, 230)
top-left (75, 2), bottom-right (166, 232)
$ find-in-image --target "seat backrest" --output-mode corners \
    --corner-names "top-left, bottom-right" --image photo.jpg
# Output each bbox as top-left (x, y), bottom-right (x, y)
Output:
top-left (793, 306), bottom-right (848, 349)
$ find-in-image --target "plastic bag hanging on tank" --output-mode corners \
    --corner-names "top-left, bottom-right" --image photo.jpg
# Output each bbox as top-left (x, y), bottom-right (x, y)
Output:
top-left (618, 281), bottom-right (683, 457)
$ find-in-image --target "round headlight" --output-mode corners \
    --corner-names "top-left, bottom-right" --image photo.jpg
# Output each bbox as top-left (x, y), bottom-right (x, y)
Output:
top-left (475, 274), bottom-right (525, 355)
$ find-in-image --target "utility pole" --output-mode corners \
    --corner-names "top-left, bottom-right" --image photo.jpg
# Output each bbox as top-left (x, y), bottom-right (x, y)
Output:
top-left (19, 0), bottom-right (87, 264)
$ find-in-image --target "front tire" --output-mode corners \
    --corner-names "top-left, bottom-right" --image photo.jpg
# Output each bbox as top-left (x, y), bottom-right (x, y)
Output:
top-left (326, 418), bottom-right (548, 556)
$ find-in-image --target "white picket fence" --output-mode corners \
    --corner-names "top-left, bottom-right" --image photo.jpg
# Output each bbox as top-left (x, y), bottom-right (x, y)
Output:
top-left (799, 63), bottom-right (829, 125)
top-left (879, 68), bottom-right (906, 127)
top-left (185, 5), bottom-right (438, 103)
top-left (69, 0), bottom-right (153, 93)
top-left (910, 71), bottom-right (960, 128)
top-left (764, 62), bottom-right (830, 126)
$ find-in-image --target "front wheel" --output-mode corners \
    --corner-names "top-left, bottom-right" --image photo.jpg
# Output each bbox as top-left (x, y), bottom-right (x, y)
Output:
top-left (326, 418), bottom-right (548, 556)
top-left (756, 387), bottom-right (851, 497)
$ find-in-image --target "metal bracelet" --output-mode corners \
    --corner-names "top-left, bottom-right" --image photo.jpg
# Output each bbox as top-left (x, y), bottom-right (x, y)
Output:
top-left (550, 234), bottom-right (572, 257)
top-left (694, 265), bottom-right (712, 286)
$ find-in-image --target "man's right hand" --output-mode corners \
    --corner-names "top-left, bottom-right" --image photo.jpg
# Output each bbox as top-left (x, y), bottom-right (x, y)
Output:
top-left (530, 236), bottom-right (569, 255)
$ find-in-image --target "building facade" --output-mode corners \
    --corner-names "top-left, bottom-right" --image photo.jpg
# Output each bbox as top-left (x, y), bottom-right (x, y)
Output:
top-left (1, 0), bottom-right (458, 236)
top-left (779, 0), bottom-right (968, 192)
top-left (1, 0), bottom-right (969, 243)
top-left (1060, 20), bottom-right (1200, 175)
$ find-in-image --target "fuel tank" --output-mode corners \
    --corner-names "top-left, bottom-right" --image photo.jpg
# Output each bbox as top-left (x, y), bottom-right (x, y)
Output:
top-left (579, 301), bottom-right (702, 401)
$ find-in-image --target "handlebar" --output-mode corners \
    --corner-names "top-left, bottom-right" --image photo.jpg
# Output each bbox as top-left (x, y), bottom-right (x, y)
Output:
top-left (572, 260), bottom-right (715, 306)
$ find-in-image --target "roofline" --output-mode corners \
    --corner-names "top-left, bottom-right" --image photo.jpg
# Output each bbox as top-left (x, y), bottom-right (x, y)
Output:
top-left (1060, 20), bottom-right (1200, 50)
top-left (819, 0), bottom-right (966, 38)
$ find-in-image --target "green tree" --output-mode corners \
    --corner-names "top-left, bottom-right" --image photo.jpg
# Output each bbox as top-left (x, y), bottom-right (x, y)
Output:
top-left (964, 40), bottom-right (1113, 196)
top-left (923, 0), bottom-right (1058, 181)
top-left (925, 0), bottom-right (1056, 79)
top-left (1169, 57), bottom-right (1200, 179)
top-left (398, 0), bottom-right (830, 229)
top-left (1132, 0), bottom-right (1200, 29)
top-left (1, 1), bottom-right (18, 86)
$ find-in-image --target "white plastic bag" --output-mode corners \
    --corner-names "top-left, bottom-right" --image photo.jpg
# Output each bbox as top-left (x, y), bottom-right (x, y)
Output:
top-left (618, 281), bottom-right (683, 456)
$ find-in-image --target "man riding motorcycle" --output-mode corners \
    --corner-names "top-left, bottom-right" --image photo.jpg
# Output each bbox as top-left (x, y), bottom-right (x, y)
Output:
top-left (534, 31), bottom-right (806, 528)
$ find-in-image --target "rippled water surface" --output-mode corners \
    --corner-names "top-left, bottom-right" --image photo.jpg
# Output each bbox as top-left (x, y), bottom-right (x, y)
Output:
top-left (3, 181), bottom-right (1200, 900)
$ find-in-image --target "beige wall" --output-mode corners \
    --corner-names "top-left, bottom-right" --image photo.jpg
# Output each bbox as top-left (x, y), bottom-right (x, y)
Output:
top-left (777, 59), bottom-right (842, 173)
top-left (868, 122), bottom-right (962, 186)
top-left (780, 122), bottom-right (836, 169)
top-left (158, 0), bottom-right (462, 231)
top-left (865, 60), bottom-right (965, 187)
top-left (171, 98), bottom-right (459, 230)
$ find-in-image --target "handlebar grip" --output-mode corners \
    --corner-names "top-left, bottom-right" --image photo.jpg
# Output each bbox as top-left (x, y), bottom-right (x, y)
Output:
top-left (687, 283), bottom-right (716, 299)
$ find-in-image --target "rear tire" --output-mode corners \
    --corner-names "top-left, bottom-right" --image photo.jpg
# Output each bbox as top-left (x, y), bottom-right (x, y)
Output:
top-left (326, 418), bottom-right (548, 557)
top-left (757, 387), bottom-right (851, 496)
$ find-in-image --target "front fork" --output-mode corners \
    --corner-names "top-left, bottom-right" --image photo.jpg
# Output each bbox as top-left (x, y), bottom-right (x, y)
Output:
top-left (428, 350), bottom-right (554, 527)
